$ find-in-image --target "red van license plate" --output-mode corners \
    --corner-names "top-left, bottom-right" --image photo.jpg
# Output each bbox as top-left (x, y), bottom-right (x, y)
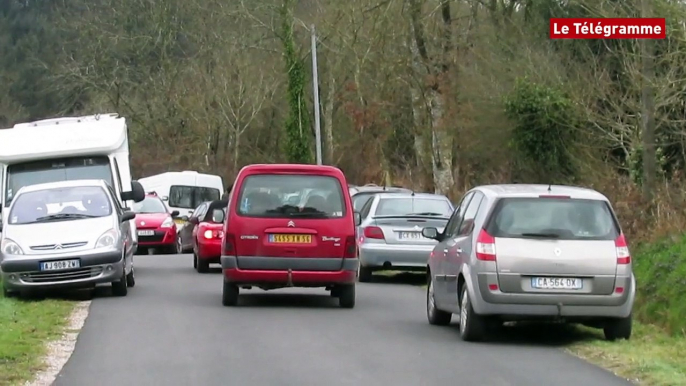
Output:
top-left (269, 234), bottom-right (312, 244)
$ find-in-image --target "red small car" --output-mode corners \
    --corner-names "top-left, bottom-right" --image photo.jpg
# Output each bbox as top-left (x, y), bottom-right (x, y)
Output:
top-left (133, 193), bottom-right (180, 254)
top-left (221, 164), bottom-right (360, 308)
top-left (193, 199), bottom-right (228, 273)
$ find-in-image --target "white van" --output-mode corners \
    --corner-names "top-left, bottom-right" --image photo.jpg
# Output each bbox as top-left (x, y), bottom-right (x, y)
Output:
top-left (0, 113), bottom-right (145, 247)
top-left (138, 171), bottom-right (224, 228)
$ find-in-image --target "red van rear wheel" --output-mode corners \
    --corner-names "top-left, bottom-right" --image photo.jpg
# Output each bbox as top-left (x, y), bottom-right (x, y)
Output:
top-left (338, 284), bottom-right (355, 308)
top-left (222, 281), bottom-right (239, 306)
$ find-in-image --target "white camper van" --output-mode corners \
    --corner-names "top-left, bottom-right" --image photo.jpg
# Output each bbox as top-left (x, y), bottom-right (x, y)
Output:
top-left (138, 171), bottom-right (224, 228)
top-left (0, 113), bottom-right (145, 247)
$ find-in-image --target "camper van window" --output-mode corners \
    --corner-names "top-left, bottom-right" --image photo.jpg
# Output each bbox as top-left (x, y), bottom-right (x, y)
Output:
top-left (168, 185), bottom-right (220, 209)
top-left (5, 156), bottom-right (114, 207)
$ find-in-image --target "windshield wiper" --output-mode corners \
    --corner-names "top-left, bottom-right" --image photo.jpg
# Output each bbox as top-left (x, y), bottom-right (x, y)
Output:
top-left (34, 213), bottom-right (99, 222)
top-left (407, 212), bottom-right (444, 216)
top-left (520, 232), bottom-right (560, 238)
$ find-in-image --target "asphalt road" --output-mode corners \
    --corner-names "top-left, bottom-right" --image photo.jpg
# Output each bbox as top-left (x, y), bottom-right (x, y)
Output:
top-left (53, 254), bottom-right (631, 386)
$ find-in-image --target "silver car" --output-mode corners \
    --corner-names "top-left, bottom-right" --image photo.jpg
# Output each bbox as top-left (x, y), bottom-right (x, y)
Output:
top-left (357, 192), bottom-right (454, 282)
top-left (0, 179), bottom-right (137, 298)
top-left (422, 184), bottom-right (635, 342)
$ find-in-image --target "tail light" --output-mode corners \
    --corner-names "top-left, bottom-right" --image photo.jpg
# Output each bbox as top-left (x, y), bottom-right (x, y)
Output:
top-left (203, 230), bottom-right (224, 239)
top-left (475, 229), bottom-right (496, 261)
top-left (363, 226), bottom-right (385, 240)
top-left (615, 233), bottom-right (631, 264)
top-left (344, 236), bottom-right (357, 258)
top-left (222, 233), bottom-right (237, 256)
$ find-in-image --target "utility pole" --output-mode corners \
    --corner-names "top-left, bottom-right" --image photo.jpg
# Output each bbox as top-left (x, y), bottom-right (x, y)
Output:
top-left (311, 24), bottom-right (323, 165)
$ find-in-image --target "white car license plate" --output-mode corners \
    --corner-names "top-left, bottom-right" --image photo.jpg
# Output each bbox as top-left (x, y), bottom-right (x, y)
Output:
top-left (399, 232), bottom-right (423, 240)
top-left (41, 259), bottom-right (80, 271)
top-left (531, 277), bottom-right (582, 290)
top-left (138, 230), bottom-right (155, 236)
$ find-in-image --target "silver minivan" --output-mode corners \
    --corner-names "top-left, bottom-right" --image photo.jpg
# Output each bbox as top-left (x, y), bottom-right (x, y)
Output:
top-left (422, 184), bottom-right (635, 342)
top-left (0, 179), bottom-right (136, 297)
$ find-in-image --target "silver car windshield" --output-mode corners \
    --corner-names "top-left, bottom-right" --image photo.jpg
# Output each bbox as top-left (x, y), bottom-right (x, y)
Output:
top-left (8, 186), bottom-right (112, 225)
top-left (486, 198), bottom-right (619, 240)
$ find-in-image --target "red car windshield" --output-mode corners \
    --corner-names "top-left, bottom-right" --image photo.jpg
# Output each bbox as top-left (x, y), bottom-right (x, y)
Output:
top-left (133, 196), bottom-right (168, 214)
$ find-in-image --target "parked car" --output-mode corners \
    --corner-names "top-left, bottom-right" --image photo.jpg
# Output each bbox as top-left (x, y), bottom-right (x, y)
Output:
top-left (221, 164), bottom-right (360, 308)
top-left (193, 199), bottom-right (228, 273)
top-left (351, 184), bottom-right (414, 211)
top-left (132, 192), bottom-right (180, 255)
top-left (422, 184), bottom-right (635, 342)
top-left (0, 179), bottom-right (137, 297)
top-left (177, 201), bottom-right (211, 253)
top-left (357, 192), bottom-right (454, 282)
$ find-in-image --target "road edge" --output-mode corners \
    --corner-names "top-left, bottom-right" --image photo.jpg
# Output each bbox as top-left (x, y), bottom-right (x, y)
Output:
top-left (23, 300), bottom-right (91, 386)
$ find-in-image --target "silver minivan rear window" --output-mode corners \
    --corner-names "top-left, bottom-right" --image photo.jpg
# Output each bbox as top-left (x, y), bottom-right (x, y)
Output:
top-left (485, 198), bottom-right (619, 240)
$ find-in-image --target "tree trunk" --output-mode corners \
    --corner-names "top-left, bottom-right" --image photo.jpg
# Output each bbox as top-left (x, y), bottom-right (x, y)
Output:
top-left (324, 74), bottom-right (335, 163)
top-left (640, 0), bottom-right (656, 200)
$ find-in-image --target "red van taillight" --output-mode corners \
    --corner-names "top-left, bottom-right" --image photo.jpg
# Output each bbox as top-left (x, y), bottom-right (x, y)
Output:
top-left (344, 236), bottom-right (357, 258)
top-left (475, 229), bottom-right (496, 261)
top-left (615, 233), bottom-right (631, 264)
top-left (223, 233), bottom-right (237, 256)
top-left (363, 226), bottom-right (385, 240)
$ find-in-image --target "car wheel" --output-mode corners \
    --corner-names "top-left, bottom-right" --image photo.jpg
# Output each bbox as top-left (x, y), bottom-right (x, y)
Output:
top-left (427, 275), bottom-right (452, 326)
top-left (197, 255), bottom-right (210, 273)
top-left (338, 284), bottom-right (356, 308)
top-left (111, 268), bottom-right (128, 297)
top-left (358, 266), bottom-right (373, 283)
top-left (193, 253), bottom-right (198, 269)
top-left (175, 237), bottom-right (182, 254)
top-left (459, 286), bottom-right (485, 342)
top-left (604, 315), bottom-right (632, 341)
top-left (126, 266), bottom-right (136, 288)
top-left (222, 280), bottom-right (239, 306)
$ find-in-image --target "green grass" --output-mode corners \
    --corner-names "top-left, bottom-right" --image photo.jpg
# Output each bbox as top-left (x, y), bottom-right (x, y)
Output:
top-left (631, 235), bottom-right (686, 335)
top-left (569, 323), bottom-right (686, 386)
top-left (0, 281), bottom-right (75, 386)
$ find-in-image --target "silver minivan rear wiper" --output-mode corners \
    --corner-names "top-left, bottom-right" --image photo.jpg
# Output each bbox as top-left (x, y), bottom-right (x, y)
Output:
top-left (520, 232), bottom-right (560, 238)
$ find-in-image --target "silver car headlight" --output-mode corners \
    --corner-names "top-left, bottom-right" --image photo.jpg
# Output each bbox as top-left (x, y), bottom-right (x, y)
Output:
top-left (95, 229), bottom-right (119, 249)
top-left (1, 238), bottom-right (24, 255)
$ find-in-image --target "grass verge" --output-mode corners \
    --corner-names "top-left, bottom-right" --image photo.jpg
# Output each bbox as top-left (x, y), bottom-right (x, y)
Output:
top-left (0, 281), bottom-right (75, 386)
top-left (569, 323), bottom-right (686, 386)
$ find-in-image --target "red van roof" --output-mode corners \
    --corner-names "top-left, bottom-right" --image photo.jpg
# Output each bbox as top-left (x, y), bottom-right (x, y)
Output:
top-left (237, 163), bottom-right (345, 177)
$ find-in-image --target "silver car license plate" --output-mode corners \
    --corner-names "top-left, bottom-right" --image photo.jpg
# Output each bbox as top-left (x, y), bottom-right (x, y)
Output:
top-left (41, 259), bottom-right (80, 271)
top-left (531, 277), bottom-right (583, 290)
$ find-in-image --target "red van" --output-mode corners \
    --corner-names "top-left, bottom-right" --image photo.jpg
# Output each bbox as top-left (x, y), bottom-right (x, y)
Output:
top-left (220, 164), bottom-right (361, 308)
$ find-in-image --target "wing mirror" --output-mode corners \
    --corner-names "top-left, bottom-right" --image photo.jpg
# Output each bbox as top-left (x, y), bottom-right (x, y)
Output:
top-left (212, 209), bottom-right (225, 223)
top-left (189, 217), bottom-right (199, 225)
top-left (121, 181), bottom-right (145, 203)
top-left (422, 227), bottom-right (440, 241)
top-left (354, 211), bottom-right (361, 226)
top-left (121, 211), bottom-right (136, 222)
top-left (170, 210), bottom-right (180, 218)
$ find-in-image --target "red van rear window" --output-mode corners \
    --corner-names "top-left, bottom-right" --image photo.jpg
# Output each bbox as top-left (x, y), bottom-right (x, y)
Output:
top-left (236, 174), bottom-right (346, 219)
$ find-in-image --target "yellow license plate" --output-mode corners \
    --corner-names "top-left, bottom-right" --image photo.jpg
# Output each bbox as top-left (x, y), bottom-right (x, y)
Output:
top-left (269, 234), bottom-right (312, 244)
top-left (174, 218), bottom-right (186, 225)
